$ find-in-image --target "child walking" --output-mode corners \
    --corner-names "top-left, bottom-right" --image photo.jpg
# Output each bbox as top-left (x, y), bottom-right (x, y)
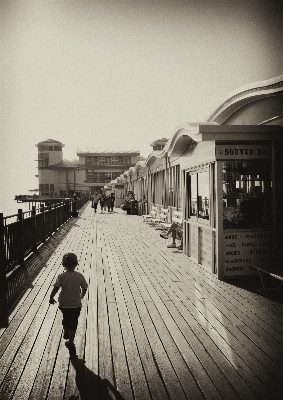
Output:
top-left (49, 253), bottom-right (88, 349)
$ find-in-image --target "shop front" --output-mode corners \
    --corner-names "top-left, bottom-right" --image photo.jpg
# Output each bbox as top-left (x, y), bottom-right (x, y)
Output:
top-left (182, 125), bottom-right (281, 279)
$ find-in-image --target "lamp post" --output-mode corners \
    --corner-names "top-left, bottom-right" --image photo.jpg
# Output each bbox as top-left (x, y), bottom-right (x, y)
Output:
top-left (74, 164), bottom-right (80, 195)
top-left (72, 164), bottom-right (80, 216)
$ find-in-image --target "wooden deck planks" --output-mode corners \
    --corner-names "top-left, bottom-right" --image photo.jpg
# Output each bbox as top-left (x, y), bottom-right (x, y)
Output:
top-left (1, 205), bottom-right (283, 399)
top-left (107, 212), bottom-right (283, 396)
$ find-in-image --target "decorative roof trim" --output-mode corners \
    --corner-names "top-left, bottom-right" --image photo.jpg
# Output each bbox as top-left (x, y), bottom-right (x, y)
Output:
top-left (207, 74), bottom-right (283, 123)
top-left (144, 122), bottom-right (218, 166)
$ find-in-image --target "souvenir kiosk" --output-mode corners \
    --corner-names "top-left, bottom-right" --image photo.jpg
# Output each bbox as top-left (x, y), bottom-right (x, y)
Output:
top-left (179, 124), bottom-right (282, 280)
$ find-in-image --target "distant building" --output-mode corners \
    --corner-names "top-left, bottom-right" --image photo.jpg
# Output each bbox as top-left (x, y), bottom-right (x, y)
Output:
top-left (35, 139), bottom-right (140, 197)
top-left (150, 138), bottom-right (168, 151)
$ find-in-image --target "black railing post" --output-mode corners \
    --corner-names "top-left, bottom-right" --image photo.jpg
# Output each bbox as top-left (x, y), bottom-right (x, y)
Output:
top-left (17, 209), bottom-right (25, 264)
top-left (47, 203), bottom-right (52, 235)
top-left (65, 199), bottom-right (70, 220)
top-left (31, 206), bottom-right (37, 252)
top-left (0, 213), bottom-right (8, 327)
top-left (40, 203), bottom-right (46, 243)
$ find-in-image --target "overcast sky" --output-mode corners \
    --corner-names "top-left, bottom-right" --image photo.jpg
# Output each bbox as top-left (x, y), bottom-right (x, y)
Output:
top-left (1, 0), bottom-right (283, 215)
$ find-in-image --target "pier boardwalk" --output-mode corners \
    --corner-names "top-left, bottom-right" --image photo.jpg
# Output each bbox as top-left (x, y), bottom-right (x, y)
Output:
top-left (0, 204), bottom-right (283, 400)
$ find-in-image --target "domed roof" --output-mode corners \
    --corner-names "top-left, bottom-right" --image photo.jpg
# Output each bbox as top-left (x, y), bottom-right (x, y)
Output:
top-left (36, 139), bottom-right (64, 147)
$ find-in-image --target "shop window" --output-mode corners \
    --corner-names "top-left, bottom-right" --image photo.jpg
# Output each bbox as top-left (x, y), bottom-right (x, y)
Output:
top-left (189, 168), bottom-right (210, 221)
top-left (190, 174), bottom-right (197, 216)
top-left (222, 160), bottom-right (272, 229)
top-left (124, 156), bottom-right (129, 164)
top-left (198, 169), bottom-right (210, 219)
top-left (50, 184), bottom-right (54, 190)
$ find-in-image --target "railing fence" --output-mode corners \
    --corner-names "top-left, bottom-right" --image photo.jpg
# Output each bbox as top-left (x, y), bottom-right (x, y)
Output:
top-left (0, 197), bottom-right (89, 327)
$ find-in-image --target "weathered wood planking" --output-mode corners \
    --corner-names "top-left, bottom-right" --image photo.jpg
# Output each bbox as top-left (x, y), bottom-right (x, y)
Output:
top-left (1, 205), bottom-right (283, 399)
top-left (101, 211), bottom-right (279, 394)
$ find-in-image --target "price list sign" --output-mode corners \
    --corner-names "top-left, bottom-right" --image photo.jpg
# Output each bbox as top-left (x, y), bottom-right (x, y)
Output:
top-left (223, 231), bottom-right (272, 276)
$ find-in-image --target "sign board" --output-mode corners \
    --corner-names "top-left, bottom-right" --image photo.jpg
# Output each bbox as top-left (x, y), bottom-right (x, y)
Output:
top-left (223, 231), bottom-right (273, 276)
top-left (216, 145), bottom-right (271, 160)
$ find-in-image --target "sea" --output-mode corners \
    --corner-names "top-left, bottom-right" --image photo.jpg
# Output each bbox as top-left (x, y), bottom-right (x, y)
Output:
top-left (0, 192), bottom-right (34, 222)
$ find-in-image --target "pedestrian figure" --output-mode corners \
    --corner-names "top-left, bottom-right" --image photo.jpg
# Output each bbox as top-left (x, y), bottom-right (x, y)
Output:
top-left (109, 193), bottom-right (115, 213)
top-left (160, 222), bottom-right (183, 250)
top-left (100, 193), bottom-right (106, 213)
top-left (105, 195), bottom-right (111, 212)
top-left (92, 192), bottom-right (100, 213)
top-left (49, 253), bottom-right (88, 349)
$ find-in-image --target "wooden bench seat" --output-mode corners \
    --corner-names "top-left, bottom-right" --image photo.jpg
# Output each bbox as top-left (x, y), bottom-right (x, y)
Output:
top-left (151, 208), bottom-right (170, 229)
top-left (171, 210), bottom-right (183, 226)
top-left (160, 210), bottom-right (183, 230)
top-left (160, 210), bottom-right (183, 235)
top-left (142, 206), bottom-right (157, 222)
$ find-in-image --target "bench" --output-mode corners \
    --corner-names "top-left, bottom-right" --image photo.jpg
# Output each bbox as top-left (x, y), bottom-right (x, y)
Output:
top-left (160, 210), bottom-right (183, 234)
top-left (171, 210), bottom-right (183, 226)
top-left (253, 264), bottom-right (283, 291)
top-left (151, 208), bottom-right (170, 229)
top-left (142, 206), bottom-right (157, 222)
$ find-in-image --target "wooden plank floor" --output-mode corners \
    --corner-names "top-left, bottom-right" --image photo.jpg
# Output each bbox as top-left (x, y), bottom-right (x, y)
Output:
top-left (0, 203), bottom-right (283, 399)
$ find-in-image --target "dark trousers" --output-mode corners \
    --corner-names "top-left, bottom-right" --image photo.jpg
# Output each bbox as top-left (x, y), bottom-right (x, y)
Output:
top-left (93, 202), bottom-right (98, 212)
top-left (59, 307), bottom-right (81, 331)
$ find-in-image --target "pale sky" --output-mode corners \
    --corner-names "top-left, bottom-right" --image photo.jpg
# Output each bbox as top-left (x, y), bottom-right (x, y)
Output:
top-left (1, 0), bottom-right (283, 215)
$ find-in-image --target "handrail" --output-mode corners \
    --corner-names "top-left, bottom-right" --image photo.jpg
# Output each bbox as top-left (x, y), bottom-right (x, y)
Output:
top-left (1, 197), bottom-right (88, 272)
top-left (0, 197), bottom-right (89, 326)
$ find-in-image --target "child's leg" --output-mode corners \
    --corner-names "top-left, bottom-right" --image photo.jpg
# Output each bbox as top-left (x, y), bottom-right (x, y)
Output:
top-left (60, 308), bottom-right (81, 342)
top-left (68, 330), bottom-right (76, 343)
top-left (66, 308), bottom-right (81, 343)
top-left (59, 308), bottom-right (69, 337)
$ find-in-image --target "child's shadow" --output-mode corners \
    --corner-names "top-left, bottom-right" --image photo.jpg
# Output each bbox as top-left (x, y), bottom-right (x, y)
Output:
top-left (68, 350), bottom-right (125, 400)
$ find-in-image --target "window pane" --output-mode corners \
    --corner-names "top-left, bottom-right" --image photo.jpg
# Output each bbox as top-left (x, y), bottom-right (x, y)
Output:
top-left (190, 174), bottom-right (197, 216)
top-left (198, 169), bottom-right (210, 220)
top-left (222, 160), bottom-right (272, 229)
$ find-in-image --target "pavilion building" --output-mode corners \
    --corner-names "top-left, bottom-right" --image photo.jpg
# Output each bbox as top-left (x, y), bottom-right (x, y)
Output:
top-left (35, 139), bottom-right (140, 197)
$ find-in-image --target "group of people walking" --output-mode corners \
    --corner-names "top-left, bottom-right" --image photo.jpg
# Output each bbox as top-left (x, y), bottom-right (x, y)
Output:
top-left (90, 192), bottom-right (115, 213)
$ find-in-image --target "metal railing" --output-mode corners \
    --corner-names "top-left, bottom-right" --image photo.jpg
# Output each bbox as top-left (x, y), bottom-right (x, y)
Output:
top-left (0, 197), bottom-right (89, 326)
